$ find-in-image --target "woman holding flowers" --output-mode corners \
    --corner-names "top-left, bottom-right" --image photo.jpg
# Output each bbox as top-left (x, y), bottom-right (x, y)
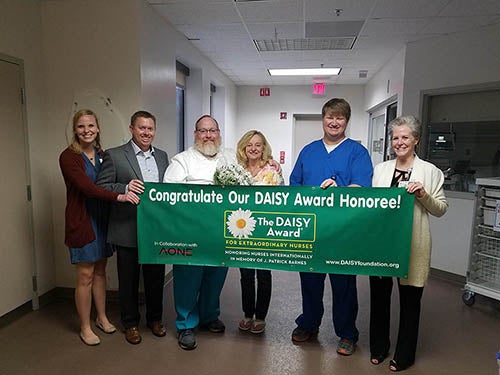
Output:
top-left (235, 130), bottom-right (283, 333)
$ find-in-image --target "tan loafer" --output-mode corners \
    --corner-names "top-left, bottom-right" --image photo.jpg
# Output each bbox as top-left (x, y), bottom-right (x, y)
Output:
top-left (80, 331), bottom-right (100, 346)
top-left (95, 319), bottom-right (117, 334)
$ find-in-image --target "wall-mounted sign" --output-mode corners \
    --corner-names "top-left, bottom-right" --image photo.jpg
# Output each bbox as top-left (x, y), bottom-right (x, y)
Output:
top-left (280, 112), bottom-right (287, 120)
top-left (260, 88), bottom-right (270, 96)
top-left (313, 83), bottom-right (325, 95)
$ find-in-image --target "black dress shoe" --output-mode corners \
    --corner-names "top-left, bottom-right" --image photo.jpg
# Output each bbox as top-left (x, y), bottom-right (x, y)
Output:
top-left (125, 327), bottom-right (142, 345)
top-left (147, 321), bottom-right (166, 337)
top-left (200, 319), bottom-right (225, 333)
top-left (291, 326), bottom-right (318, 342)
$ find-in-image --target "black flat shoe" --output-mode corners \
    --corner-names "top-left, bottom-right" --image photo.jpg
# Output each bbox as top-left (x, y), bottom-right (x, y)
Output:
top-left (370, 353), bottom-right (388, 365)
top-left (389, 359), bottom-right (413, 372)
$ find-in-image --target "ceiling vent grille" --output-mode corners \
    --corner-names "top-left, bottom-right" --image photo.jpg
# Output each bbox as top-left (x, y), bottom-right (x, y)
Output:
top-left (254, 37), bottom-right (355, 52)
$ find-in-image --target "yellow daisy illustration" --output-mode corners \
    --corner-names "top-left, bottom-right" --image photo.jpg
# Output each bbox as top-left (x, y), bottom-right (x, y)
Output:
top-left (227, 208), bottom-right (256, 239)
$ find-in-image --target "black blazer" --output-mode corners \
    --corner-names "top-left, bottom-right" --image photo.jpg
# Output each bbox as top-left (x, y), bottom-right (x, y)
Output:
top-left (96, 141), bottom-right (169, 247)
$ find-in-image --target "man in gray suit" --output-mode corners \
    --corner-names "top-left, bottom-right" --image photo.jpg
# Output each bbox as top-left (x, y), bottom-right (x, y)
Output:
top-left (97, 110), bottom-right (169, 345)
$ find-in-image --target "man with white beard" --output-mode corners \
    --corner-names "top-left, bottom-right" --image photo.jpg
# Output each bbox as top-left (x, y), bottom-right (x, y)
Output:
top-left (163, 115), bottom-right (234, 350)
top-left (165, 115), bottom-right (235, 185)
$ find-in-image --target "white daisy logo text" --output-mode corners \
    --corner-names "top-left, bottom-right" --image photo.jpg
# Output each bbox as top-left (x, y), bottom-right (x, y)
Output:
top-left (226, 208), bottom-right (257, 239)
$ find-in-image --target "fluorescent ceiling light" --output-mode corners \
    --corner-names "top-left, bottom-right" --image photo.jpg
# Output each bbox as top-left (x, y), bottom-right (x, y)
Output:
top-left (268, 68), bottom-right (341, 76)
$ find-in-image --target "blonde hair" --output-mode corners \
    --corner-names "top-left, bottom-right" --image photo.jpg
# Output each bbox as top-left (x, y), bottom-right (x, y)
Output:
top-left (236, 130), bottom-right (273, 168)
top-left (69, 109), bottom-right (102, 153)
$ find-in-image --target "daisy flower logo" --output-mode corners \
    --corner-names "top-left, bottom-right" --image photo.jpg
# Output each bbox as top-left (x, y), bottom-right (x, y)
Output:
top-left (226, 208), bottom-right (256, 239)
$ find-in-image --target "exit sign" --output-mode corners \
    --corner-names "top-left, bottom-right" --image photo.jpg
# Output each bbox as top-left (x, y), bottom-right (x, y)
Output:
top-left (260, 87), bottom-right (270, 96)
top-left (313, 83), bottom-right (325, 95)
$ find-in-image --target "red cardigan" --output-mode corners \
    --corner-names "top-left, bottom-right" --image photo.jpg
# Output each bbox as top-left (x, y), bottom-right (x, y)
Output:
top-left (59, 147), bottom-right (119, 248)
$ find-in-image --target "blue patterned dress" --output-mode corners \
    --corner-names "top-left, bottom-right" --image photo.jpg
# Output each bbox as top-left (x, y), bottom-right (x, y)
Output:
top-left (69, 149), bottom-right (112, 264)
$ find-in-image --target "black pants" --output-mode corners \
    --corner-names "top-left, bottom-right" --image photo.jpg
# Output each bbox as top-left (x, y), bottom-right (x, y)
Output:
top-left (369, 276), bottom-right (423, 367)
top-left (116, 246), bottom-right (165, 329)
top-left (240, 268), bottom-right (272, 320)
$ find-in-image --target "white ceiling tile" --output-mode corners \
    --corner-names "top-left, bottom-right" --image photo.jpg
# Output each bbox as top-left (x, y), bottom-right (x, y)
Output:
top-left (439, 0), bottom-right (500, 17)
top-left (304, 0), bottom-right (376, 21)
top-left (177, 24), bottom-right (249, 39)
top-left (152, 2), bottom-right (240, 25)
top-left (355, 34), bottom-right (413, 49)
top-left (246, 22), bottom-right (304, 39)
top-left (236, 0), bottom-right (303, 23)
top-left (361, 18), bottom-right (429, 35)
top-left (422, 16), bottom-right (497, 34)
top-left (371, 0), bottom-right (450, 18)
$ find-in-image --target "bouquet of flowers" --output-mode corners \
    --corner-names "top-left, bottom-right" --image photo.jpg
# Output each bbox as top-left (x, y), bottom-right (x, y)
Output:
top-left (253, 164), bottom-right (283, 186)
top-left (214, 162), bottom-right (254, 186)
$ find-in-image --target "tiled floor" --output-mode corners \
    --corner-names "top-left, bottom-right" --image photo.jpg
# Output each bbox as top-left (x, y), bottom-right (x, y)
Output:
top-left (1, 268), bottom-right (499, 374)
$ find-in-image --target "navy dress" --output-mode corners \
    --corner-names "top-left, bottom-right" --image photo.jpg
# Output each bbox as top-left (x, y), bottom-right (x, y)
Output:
top-left (69, 150), bottom-right (112, 264)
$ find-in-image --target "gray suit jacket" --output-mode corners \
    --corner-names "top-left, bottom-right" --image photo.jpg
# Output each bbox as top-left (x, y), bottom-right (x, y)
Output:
top-left (96, 141), bottom-right (169, 247)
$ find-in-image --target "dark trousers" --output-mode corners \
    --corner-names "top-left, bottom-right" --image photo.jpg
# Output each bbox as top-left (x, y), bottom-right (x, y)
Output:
top-left (369, 276), bottom-right (424, 367)
top-left (296, 272), bottom-right (359, 342)
top-left (116, 246), bottom-right (165, 329)
top-left (240, 268), bottom-right (272, 320)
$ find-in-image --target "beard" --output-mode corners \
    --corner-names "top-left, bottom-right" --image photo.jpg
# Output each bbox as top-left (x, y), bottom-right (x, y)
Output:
top-left (195, 137), bottom-right (221, 157)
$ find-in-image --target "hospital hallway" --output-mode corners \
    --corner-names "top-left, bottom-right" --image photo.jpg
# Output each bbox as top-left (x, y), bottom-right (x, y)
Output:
top-left (1, 268), bottom-right (499, 375)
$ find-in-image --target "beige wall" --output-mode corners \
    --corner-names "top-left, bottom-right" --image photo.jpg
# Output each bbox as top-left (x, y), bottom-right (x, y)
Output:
top-left (0, 0), bottom-right (55, 297)
top-left (41, 0), bottom-right (143, 288)
top-left (139, 1), bottom-right (177, 155)
top-left (402, 22), bottom-right (500, 116)
top-left (364, 47), bottom-right (405, 114)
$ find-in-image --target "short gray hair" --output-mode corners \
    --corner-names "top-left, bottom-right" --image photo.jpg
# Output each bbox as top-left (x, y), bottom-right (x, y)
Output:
top-left (388, 115), bottom-right (421, 139)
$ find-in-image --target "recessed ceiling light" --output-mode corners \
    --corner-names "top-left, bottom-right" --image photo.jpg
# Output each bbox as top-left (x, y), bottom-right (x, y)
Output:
top-left (268, 68), bottom-right (341, 76)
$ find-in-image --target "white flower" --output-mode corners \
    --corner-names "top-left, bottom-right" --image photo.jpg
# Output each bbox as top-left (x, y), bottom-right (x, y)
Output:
top-left (214, 163), bottom-right (254, 186)
top-left (226, 208), bottom-right (256, 239)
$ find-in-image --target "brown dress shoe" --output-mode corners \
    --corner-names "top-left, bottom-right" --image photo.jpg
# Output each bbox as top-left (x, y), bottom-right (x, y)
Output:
top-left (147, 321), bottom-right (166, 337)
top-left (125, 327), bottom-right (142, 344)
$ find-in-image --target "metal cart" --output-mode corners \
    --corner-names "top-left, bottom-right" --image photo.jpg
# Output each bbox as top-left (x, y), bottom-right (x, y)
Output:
top-left (462, 177), bottom-right (500, 306)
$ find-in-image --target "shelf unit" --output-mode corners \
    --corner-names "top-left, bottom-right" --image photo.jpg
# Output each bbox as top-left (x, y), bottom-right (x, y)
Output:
top-left (462, 177), bottom-right (500, 306)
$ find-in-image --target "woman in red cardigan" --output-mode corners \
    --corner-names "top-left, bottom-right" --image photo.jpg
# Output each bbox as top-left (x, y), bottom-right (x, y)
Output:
top-left (59, 109), bottom-right (139, 346)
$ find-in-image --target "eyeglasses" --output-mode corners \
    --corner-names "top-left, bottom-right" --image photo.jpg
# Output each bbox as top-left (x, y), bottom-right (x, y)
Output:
top-left (196, 128), bottom-right (220, 135)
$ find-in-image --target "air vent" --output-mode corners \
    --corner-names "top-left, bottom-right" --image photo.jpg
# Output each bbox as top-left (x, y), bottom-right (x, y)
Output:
top-left (254, 37), bottom-right (355, 52)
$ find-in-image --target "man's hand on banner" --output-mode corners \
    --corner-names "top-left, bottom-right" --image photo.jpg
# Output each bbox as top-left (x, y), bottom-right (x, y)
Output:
top-left (128, 179), bottom-right (145, 195)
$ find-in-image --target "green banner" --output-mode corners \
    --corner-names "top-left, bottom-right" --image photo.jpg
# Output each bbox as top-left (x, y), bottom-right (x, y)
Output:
top-left (138, 183), bottom-right (414, 278)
